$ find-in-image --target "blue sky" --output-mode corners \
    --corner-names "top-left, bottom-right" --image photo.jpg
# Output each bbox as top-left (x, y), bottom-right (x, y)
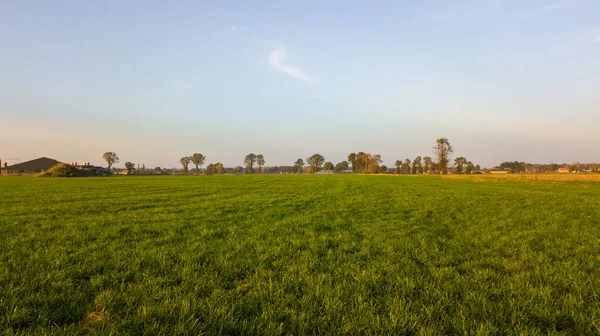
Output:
top-left (1, 0), bottom-right (599, 168)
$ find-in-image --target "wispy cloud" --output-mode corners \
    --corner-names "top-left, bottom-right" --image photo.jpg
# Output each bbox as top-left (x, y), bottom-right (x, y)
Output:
top-left (268, 46), bottom-right (314, 83)
top-left (230, 25), bottom-right (237, 32)
top-left (532, 0), bottom-right (582, 14)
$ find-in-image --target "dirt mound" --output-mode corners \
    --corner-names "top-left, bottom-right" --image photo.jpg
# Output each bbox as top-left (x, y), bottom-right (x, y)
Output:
top-left (38, 163), bottom-right (88, 178)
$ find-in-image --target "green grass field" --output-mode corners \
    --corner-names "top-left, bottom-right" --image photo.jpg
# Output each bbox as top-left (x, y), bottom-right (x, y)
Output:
top-left (2, 175), bottom-right (600, 335)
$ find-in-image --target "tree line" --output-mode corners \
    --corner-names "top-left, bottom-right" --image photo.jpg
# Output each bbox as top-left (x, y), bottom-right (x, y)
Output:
top-left (102, 138), bottom-right (490, 175)
top-left (101, 138), bottom-right (489, 175)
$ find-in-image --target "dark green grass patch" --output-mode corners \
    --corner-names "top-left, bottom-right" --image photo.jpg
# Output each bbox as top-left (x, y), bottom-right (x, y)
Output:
top-left (1, 175), bottom-right (600, 335)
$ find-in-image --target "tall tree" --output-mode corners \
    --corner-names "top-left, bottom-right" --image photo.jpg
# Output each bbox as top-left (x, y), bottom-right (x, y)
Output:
top-left (454, 157), bottom-right (467, 174)
top-left (102, 152), bottom-right (119, 174)
top-left (434, 138), bottom-right (454, 174)
top-left (403, 159), bottom-right (411, 174)
top-left (244, 153), bottom-right (257, 174)
top-left (348, 153), bottom-right (357, 173)
top-left (294, 158), bottom-right (304, 174)
top-left (412, 156), bottom-right (422, 174)
top-left (323, 162), bottom-right (334, 171)
top-left (179, 156), bottom-right (191, 174)
top-left (423, 157), bottom-right (433, 174)
top-left (191, 153), bottom-right (206, 175)
top-left (395, 160), bottom-right (402, 174)
top-left (306, 154), bottom-right (325, 173)
top-left (256, 154), bottom-right (265, 174)
top-left (124, 162), bottom-right (135, 175)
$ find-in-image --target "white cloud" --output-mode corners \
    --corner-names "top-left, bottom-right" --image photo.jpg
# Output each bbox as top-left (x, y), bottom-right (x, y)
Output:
top-left (268, 46), bottom-right (314, 83)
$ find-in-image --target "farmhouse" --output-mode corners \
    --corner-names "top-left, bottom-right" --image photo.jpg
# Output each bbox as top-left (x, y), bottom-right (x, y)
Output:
top-left (1, 157), bottom-right (61, 176)
top-left (557, 167), bottom-right (570, 173)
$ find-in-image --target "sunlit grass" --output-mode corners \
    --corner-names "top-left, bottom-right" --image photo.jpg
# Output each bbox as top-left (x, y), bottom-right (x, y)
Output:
top-left (1, 175), bottom-right (600, 334)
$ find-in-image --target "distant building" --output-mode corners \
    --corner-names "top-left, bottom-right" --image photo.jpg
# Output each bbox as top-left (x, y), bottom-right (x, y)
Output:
top-left (316, 170), bottom-right (334, 174)
top-left (489, 168), bottom-right (512, 174)
top-left (1, 157), bottom-right (61, 176)
top-left (337, 169), bottom-right (353, 174)
top-left (557, 167), bottom-right (570, 173)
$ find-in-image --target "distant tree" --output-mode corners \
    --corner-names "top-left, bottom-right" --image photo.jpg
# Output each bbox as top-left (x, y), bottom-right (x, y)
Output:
top-left (423, 157), bottom-right (433, 174)
top-left (412, 156), bottom-right (422, 174)
top-left (454, 157), bottom-right (467, 174)
top-left (352, 152), bottom-right (381, 173)
top-left (215, 162), bottom-right (224, 175)
top-left (154, 167), bottom-right (161, 171)
top-left (207, 163), bottom-right (217, 175)
top-left (475, 164), bottom-right (481, 172)
top-left (190, 153), bottom-right (206, 175)
top-left (294, 158), bottom-right (304, 174)
top-left (370, 154), bottom-right (383, 174)
top-left (434, 138), bottom-right (453, 174)
top-left (379, 165), bottom-right (388, 174)
top-left (244, 153), bottom-right (257, 174)
top-left (403, 159), bottom-right (411, 174)
top-left (334, 161), bottom-right (349, 172)
top-left (499, 161), bottom-right (525, 173)
top-left (306, 154), bottom-right (325, 173)
top-left (256, 154), bottom-right (265, 174)
top-left (124, 162), bottom-right (135, 175)
top-left (102, 152), bottom-right (119, 174)
top-left (179, 156), bottom-right (192, 174)
top-left (465, 161), bottom-right (474, 174)
top-left (323, 162), bottom-right (334, 171)
top-left (141, 164), bottom-right (146, 173)
top-left (348, 153), bottom-right (357, 173)
top-left (395, 160), bottom-right (402, 174)
top-left (234, 166), bottom-right (243, 174)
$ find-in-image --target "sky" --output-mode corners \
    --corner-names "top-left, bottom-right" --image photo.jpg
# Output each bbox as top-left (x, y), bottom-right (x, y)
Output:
top-left (1, 0), bottom-right (599, 168)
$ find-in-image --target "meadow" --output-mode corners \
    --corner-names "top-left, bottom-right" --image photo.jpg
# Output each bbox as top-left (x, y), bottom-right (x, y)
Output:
top-left (1, 174), bottom-right (600, 335)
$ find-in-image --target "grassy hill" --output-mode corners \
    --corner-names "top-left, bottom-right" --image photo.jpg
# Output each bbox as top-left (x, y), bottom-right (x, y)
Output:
top-left (1, 175), bottom-right (599, 334)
